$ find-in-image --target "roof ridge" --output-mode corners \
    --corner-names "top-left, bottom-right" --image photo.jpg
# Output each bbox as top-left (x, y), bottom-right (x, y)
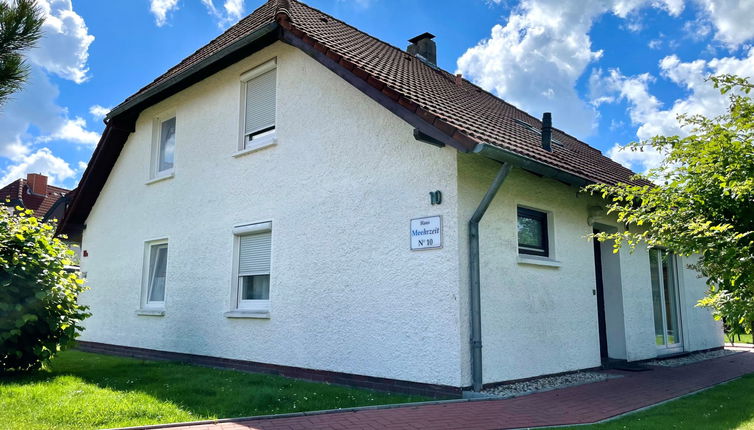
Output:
top-left (287, 0), bottom-right (414, 61)
top-left (273, 0), bottom-right (292, 19)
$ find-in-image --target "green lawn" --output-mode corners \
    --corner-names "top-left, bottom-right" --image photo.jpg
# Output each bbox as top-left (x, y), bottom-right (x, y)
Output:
top-left (726, 333), bottom-right (754, 344)
top-left (562, 373), bottom-right (754, 430)
top-left (0, 350), bottom-right (429, 430)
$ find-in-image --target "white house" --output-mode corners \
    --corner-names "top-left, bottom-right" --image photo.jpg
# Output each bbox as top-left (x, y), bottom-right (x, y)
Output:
top-left (60, 0), bottom-right (723, 397)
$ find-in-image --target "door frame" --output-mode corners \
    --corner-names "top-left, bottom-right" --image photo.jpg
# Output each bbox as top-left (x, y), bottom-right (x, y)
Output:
top-left (592, 229), bottom-right (609, 361)
top-left (650, 249), bottom-right (684, 355)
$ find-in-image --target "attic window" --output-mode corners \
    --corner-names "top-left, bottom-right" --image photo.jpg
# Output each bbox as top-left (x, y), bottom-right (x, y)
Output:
top-left (514, 119), bottom-right (564, 147)
top-left (240, 59), bottom-right (277, 151)
top-left (150, 111), bottom-right (176, 180)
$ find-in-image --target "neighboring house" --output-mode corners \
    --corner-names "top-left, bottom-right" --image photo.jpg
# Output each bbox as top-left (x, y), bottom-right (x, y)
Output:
top-left (2, 173), bottom-right (80, 266)
top-left (58, 0), bottom-right (722, 397)
top-left (1, 173), bottom-right (70, 221)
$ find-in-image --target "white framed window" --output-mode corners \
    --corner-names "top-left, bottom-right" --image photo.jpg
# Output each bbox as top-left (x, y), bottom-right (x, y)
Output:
top-left (231, 222), bottom-right (272, 313)
top-left (238, 59), bottom-right (277, 152)
top-left (141, 239), bottom-right (169, 311)
top-left (150, 112), bottom-right (176, 180)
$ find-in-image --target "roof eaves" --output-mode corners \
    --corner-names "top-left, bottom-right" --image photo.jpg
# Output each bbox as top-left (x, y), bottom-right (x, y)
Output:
top-left (473, 143), bottom-right (592, 187)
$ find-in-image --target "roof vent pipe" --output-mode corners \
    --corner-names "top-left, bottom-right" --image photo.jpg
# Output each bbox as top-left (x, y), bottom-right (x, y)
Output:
top-left (541, 112), bottom-right (552, 152)
top-left (407, 32), bottom-right (437, 65)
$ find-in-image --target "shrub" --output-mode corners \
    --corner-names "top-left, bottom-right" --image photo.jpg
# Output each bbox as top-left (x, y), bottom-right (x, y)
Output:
top-left (0, 205), bottom-right (90, 371)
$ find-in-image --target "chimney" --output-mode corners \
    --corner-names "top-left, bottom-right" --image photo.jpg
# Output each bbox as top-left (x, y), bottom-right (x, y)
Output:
top-left (27, 173), bottom-right (48, 196)
top-left (407, 32), bottom-right (437, 65)
top-left (541, 112), bottom-right (552, 152)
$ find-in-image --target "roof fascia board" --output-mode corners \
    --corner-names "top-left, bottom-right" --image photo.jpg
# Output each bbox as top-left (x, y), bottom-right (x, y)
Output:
top-left (57, 121), bottom-right (133, 240)
top-left (108, 21), bottom-right (280, 120)
top-left (279, 28), bottom-right (472, 152)
top-left (473, 143), bottom-right (592, 187)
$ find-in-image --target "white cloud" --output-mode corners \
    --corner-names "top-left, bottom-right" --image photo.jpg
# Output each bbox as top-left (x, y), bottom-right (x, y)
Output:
top-left (694, 0), bottom-right (754, 48)
top-left (457, 0), bottom-right (686, 139)
top-left (89, 105), bottom-right (110, 121)
top-left (607, 143), bottom-right (665, 172)
top-left (30, 0), bottom-right (94, 83)
top-left (150, 0), bottom-right (180, 27)
top-left (0, 142), bottom-right (31, 162)
top-left (201, 0), bottom-right (245, 27)
top-left (590, 48), bottom-right (754, 171)
top-left (1, 68), bottom-right (64, 152)
top-left (0, 148), bottom-right (75, 186)
top-left (0, 0), bottom-right (98, 179)
top-left (0, 67), bottom-right (98, 163)
top-left (682, 17), bottom-right (712, 42)
top-left (39, 117), bottom-right (100, 146)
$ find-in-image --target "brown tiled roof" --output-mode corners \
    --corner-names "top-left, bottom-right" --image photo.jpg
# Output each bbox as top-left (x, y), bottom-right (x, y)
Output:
top-left (62, 0), bottom-right (648, 239)
top-left (114, 0), bottom-right (645, 186)
top-left (0, 179), bottom-right (70, 219)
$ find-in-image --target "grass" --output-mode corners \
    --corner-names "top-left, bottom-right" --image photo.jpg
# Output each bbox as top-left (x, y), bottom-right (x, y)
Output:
top-left (726, 333), bottom-right (753, 344)
top-left (561, 373), bottom-right (754, 430)
top-left (0, 350), bottom-right (429, 430)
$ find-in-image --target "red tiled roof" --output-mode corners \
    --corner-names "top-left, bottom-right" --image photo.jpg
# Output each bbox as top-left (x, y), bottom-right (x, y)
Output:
top-left (0, 179), bottom-right (70, 219)
top-left (113, 0), bottom-right (645, 186)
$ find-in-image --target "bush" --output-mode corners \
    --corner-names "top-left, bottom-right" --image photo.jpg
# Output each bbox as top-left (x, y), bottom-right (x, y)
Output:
top-left (0, 205), bottom-right (90, 371)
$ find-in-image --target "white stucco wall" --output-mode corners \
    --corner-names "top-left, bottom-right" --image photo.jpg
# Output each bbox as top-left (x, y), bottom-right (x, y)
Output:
top-left (457, 155), bottom-right (602, 385)
top-left (79, 42), bottom-right (464, 387)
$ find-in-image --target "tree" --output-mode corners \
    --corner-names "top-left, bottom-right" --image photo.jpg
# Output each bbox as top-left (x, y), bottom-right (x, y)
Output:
top-left (588, 74), bottom-right (754, 337)
top-left (0, 0), bottom-right (43, 108)
top-left (0, 205), bottom-right (90, 372)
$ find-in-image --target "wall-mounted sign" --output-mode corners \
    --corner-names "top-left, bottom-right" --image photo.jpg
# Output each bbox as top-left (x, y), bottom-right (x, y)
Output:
top-left (411, 216), bottom-right (442, 250)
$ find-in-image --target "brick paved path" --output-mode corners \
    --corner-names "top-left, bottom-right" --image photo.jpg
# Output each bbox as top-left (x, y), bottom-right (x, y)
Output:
top-left (127, 348), bottom-right (754, 430)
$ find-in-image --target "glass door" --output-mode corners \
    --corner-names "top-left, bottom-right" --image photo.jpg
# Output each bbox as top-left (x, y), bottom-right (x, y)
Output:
top-left (649, 249), bottom-right (683, 352)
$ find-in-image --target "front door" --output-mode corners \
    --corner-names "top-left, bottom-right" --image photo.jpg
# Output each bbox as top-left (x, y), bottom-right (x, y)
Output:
top-left (649, 249), bottom-right (683, 353)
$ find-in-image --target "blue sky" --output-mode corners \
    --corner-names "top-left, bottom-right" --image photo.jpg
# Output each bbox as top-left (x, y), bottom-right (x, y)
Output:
top-left (1, 0), bottom-right (753, 189)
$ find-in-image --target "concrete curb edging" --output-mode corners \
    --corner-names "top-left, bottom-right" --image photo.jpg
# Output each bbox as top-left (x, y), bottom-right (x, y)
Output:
top-left (103, 397), bottom-right (497, 430)
top-left (536, 374), bottom-right (747, 430)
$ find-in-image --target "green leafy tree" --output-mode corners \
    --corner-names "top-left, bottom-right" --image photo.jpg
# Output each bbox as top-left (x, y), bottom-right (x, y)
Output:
top-left (0, 205), bottom-right (90, 371)
top-left (588, 74), bottom-right (754, 337)
top-left (0, 0), bottom-right (43, 108)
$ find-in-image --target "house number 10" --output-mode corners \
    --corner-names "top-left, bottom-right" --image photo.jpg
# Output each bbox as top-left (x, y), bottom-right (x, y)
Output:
top-left (430, 190), bottom-right (442, 205)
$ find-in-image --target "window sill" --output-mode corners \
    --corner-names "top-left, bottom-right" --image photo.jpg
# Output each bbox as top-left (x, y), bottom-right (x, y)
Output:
top-left (224, 310), bottom-right (270, 319)
top-left (145, 172), bottom-right (174, 185)
top-left (517, 255), bottom-right (561, 268)
top-left (233, 135), bottom-right (277, 158)
top-left (136, 309), bottom-right (165, 316)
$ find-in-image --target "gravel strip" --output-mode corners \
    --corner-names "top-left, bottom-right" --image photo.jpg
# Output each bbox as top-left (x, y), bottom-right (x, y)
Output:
top-left (648, 348), bottom-right (739, 367)
top-left (481, 371), bottom-right (615, 399)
